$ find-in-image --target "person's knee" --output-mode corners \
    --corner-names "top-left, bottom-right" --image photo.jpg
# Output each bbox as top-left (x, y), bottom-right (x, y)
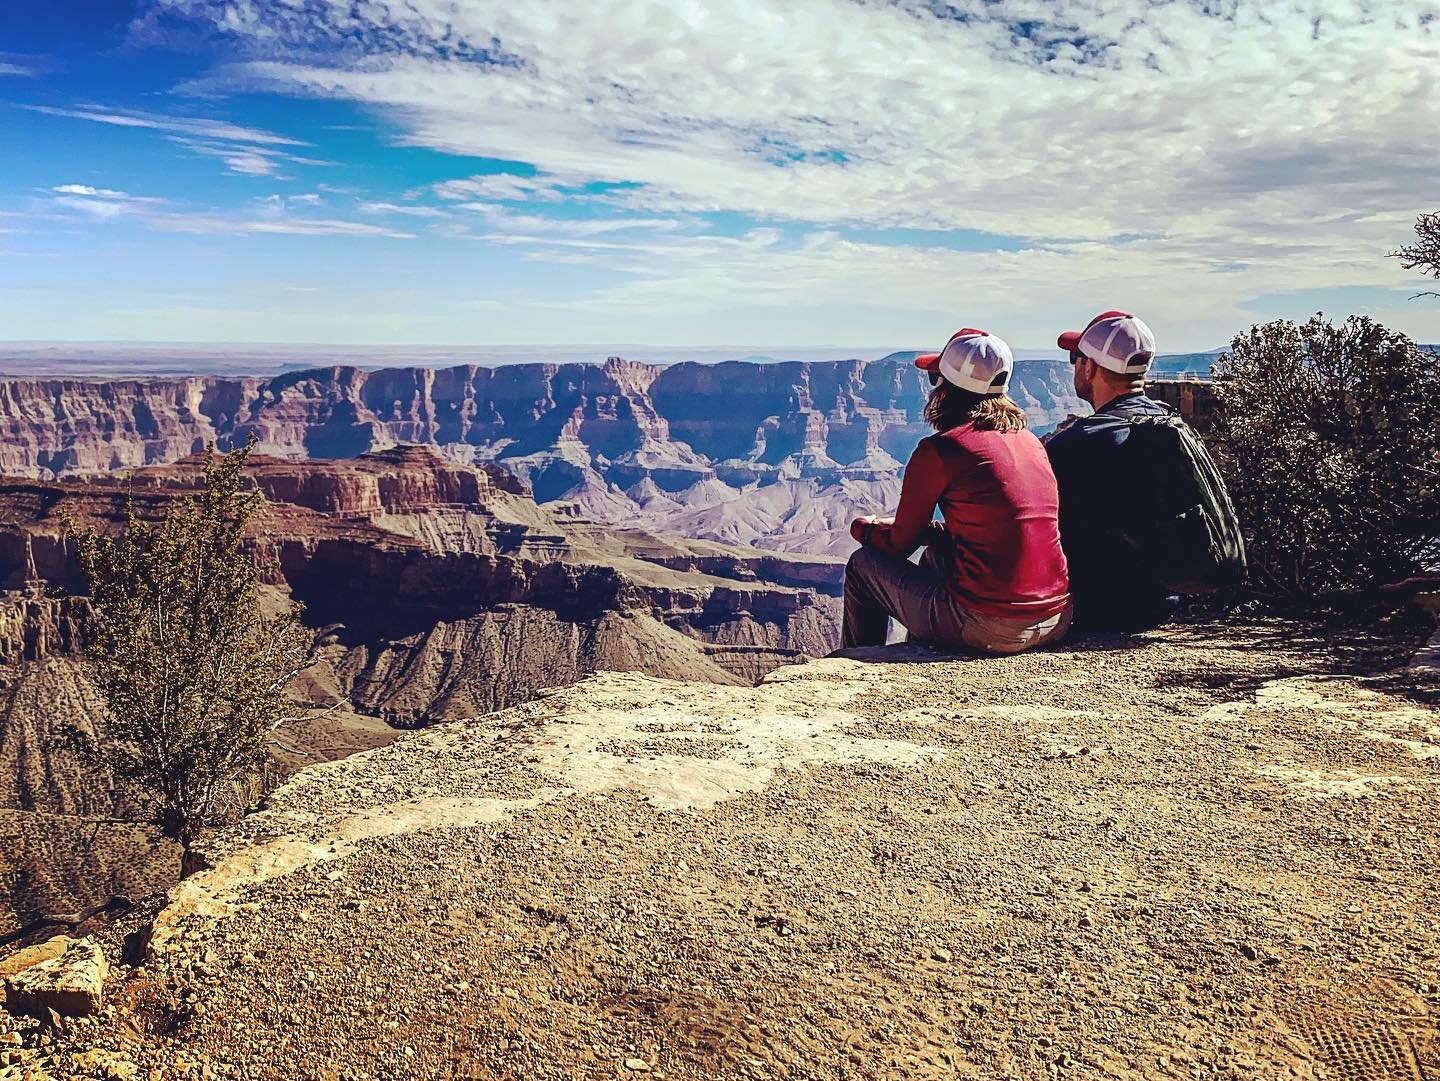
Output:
top-left (845, 546), bottom-right (873, 577)
top-left (845, 546), bottom-right (885, 588)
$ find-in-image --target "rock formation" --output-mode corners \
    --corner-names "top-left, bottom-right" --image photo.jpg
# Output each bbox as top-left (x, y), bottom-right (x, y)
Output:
top-left (0, 446), bottom-right (842, 935)
top-left (0, 357), bottom-right (1085, 554)
top-left (3, 936), bottom-right (106, 1018)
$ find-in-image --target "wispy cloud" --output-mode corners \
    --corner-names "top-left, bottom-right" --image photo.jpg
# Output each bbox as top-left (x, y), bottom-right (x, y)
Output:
top-left (149, 212), bottom-right (414, 239)
top-left (359, 201), bottom-right (449, 218)
top-left (21, 103), bottom-right (325, 179)
top-left (167, 136), bottom-right (335, 177)
top-left (53, 197), bottom-right (128, 220)
top-left (21, 104), bottom-right (304, 146)
top-left (456, 203), bottom-right (686, 238)
top-left (42, 181), bottom-right (410, 239)
top-left (0, 62), bottom-right (34, 77)
top-left (53, 184), bottom-right (129, 198)
top-left (48, 184), bottom-right (167, 220)
top-left (432, 173), bottom-right (582, 203)
top-left (167, 137), bottom-right (285, 176)
top-left (141, 0), bottom-right (1440, 287)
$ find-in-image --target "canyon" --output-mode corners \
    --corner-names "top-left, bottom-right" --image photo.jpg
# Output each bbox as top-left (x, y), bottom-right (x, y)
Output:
top-left (0, 446), bottom-right (842, 936)
top-left (0, 356), bottom-right (1085, 556)
top-left (0, 359), bottom-right (1435, 1080)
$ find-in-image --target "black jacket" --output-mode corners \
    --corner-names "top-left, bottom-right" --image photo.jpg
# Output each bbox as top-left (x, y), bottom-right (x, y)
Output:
top-left (1045, 393), bottom-right (1179, 632)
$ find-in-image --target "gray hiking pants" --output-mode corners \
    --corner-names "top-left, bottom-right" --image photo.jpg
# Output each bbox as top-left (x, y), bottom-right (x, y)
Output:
top-left (842, 540), bottom-right (1072, 654)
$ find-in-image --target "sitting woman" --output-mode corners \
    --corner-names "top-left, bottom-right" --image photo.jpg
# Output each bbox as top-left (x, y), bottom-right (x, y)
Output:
top-left (845, 328), bottom-right (1072, 654)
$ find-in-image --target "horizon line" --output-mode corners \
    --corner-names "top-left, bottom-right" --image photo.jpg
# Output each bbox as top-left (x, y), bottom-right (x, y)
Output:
top-left (0, 339), bottom-right (1228, 356)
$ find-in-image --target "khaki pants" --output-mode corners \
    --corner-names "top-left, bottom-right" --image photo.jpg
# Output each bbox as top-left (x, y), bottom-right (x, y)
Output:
top-left (842, 539), bottom-right (1072, 654)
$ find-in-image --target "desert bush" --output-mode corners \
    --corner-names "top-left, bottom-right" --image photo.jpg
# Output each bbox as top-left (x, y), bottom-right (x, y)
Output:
top-left (1210, 314), bottom-right (1440, 602)
top-left (65, 439), bottom-right (311, 848)
top-left (1392, 211), bottom-right (1440, 297)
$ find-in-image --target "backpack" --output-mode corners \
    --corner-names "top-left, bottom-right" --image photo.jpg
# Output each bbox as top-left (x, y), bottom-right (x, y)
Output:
top-left (1114, 406), bottom-right (1246, 594)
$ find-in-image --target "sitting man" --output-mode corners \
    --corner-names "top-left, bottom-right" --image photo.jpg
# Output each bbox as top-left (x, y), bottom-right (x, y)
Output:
top-left (1045, 309), bottom-right (1238, 631)
top-left (844, 328), bottom-right (1072, 654)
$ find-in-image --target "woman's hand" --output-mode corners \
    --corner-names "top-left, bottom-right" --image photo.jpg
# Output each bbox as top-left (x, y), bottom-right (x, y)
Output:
top-left (850, 515), bottom-right (894, 543)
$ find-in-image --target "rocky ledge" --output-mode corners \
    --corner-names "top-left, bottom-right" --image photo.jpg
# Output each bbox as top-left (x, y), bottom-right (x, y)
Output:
top-left (6, 624), bottom-right (1437, 1079)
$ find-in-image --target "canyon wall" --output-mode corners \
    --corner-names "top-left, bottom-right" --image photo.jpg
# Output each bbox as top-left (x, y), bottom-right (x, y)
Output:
top-left (0, 357), bottom-right (1082, 480)
top-left (0, 358), bottom-right (1083, 554)
top-left (0, 447), bottom-right (840, 707)
top-left (0, 446), bottom-right (844, 932)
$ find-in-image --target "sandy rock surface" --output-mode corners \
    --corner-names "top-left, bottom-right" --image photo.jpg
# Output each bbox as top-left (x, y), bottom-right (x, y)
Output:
top-left (10, 624), bottom-right (1440, 1079)
top-left (3, 938), bottom-right (106, 1018)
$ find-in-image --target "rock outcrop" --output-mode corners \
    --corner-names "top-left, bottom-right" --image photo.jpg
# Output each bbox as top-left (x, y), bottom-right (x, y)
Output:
top-left (3, 936), bottom-right (106, 1018)
top-left (0, 445), bottom-right (843, 935)
top-left (0, 357), bottom-right (1085, 554)
top-left (10, 625), bottom-right (1437, 1078)
top-left (0, 446), bottom-right (840, 689)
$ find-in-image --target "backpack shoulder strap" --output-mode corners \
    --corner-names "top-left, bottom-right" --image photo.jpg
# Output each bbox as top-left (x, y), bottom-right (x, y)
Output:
top-left (1116, 400), bottom-right (1181, 424)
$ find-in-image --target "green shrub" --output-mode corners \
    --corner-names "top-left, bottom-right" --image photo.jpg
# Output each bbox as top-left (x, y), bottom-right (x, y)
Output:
top-left (65, 440), bottom-right (311, 848)
top-left (1210, 314), bottom-right (1440, 601)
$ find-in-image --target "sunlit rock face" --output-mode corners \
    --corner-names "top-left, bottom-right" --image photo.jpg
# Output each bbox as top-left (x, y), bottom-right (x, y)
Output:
top-left (0, 445), bottom-right (845, 932)
top-left (0, 356), bottom-right (1082, 554)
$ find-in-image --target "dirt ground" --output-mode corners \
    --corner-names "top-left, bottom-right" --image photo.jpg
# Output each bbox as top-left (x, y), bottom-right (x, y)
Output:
top-left (5, 621), bottom-right (1438, 1080)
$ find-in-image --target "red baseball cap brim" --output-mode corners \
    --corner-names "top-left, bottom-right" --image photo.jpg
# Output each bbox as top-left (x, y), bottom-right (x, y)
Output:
top-left (917, 328), bottom-right (986, 372)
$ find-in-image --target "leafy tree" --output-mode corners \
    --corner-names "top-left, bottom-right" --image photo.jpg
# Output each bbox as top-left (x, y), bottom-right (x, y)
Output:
top-left (65, 439), bottom-right (311, 849)
top-left (1391, 211), bottom-right (1440, 298)
top-left (1210, 315), bottom-right (1440, 602)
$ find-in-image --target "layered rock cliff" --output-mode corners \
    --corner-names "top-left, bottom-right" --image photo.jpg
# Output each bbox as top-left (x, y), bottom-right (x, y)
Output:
top-left (0, 446), bottom-right (842, 933)
top-left (0, 358), bottom-right (1084, 554)
top-left (0, 446), bottom-right (841, 718)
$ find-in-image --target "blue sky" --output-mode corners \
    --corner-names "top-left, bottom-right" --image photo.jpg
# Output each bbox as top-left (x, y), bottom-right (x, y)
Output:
top-left (2, 0), bottom-right (1439, 351)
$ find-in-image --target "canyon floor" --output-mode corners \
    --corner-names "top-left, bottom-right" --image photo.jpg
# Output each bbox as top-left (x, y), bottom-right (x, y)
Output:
top-left (7, 621), bottom-right (1440, 1081)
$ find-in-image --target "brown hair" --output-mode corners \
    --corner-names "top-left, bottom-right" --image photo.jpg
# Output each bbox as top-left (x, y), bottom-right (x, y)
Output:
top-left (923, 382), bottom-right (1028, 433)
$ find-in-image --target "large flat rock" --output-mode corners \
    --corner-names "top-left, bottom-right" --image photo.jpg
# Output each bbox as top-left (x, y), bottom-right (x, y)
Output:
top-left (35, 625), bottom-right (1440, 1078)
top-left (3, 937), bottom-right (106, 1018)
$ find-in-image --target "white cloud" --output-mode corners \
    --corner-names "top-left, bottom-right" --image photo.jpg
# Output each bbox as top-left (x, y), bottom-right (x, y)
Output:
top-left (171, 138), bottom-right (282, 176)
top-left (432, 173), bottom-right (581, 202)
top-left (165, 136), bottom-right (334, 177)
top-left (48, 185), bottom-right (167, 220)
top-left (22, 104), bottom-right (304, 146)
top-left (0, 62), bottom-right (33, 77)
top-left (148, 212), bottom-right (415, 239)
top-left (254, 193), bottom-right (328, 216)
top-left (53, 184), bottom-right (129, 198)
top-left (43, 183), bottom-right (409, 238)
top-left (455, 203), bottom-right (687, 238)
top-left (46, 1), bottom-right (1440, 344)
top-left (21, 104), bottom-right (326, 179)
top-left (359, 200), bottom-right (449, 218)
top-left (149, 2), bottom-right (1440, 243)
top-left (54, 197), bottom-right (129, 221)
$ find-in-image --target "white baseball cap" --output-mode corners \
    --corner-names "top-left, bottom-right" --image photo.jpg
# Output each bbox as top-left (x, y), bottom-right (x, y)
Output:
top-left (1057, 310), bottom-right (1156, 375)
top-left (914, 328), bottom-right (1014, 394)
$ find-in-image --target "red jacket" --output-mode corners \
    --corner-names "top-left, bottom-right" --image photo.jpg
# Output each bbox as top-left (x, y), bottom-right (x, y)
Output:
top-left (866, 424), bottom-right (1070, 620)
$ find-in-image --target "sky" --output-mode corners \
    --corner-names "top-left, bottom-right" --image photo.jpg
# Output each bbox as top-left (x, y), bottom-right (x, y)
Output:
top-left (2, 0), bottom-right (1439, 352)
